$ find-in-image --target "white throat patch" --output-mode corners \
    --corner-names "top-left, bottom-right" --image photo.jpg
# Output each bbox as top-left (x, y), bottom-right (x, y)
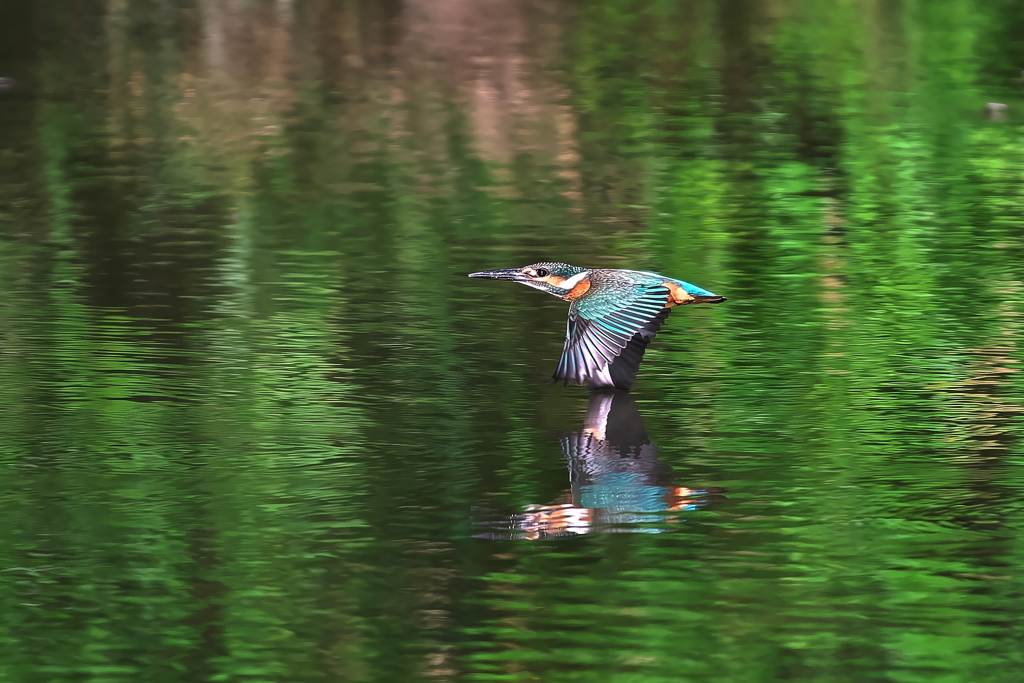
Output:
top-left (559, 271), bottom-right (590, 291)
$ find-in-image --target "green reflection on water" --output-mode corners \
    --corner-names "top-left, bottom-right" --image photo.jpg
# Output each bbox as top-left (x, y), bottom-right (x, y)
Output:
top-left (1, 0), bottom-right (1024, 681)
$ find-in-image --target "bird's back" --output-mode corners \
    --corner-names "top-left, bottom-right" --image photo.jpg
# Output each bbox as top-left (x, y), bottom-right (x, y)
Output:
top-left (614, 269), bottom-right (721, 298)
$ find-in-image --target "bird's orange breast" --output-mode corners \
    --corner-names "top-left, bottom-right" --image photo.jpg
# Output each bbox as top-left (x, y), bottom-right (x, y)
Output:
top-left (563, 279), bottom-right (591, 301)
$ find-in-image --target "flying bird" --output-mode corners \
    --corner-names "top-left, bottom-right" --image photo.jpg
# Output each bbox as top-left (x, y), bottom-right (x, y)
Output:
top-left (468, 262), bottom-right (726, 389)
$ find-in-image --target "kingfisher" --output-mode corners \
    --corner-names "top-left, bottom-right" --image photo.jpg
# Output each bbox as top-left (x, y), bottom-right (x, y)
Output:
top-left (468, 262), bottom-right (726, 389)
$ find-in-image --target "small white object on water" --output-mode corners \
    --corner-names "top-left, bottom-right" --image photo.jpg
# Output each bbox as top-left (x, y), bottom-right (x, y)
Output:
top-left (985, 102), bottom-right (1008, 122)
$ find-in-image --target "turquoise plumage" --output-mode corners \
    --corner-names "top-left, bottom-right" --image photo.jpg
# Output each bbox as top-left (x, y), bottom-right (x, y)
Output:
top-left (469, 262), bottom-right (726, 389)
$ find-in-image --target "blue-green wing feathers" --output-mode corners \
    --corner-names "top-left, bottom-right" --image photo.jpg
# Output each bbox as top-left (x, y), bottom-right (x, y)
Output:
top-left (555, 284), bottom-right (672, 389)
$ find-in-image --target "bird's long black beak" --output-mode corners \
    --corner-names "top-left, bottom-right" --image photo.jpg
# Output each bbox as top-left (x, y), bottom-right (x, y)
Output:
top-left (467, 268), bottom-right (529, 282)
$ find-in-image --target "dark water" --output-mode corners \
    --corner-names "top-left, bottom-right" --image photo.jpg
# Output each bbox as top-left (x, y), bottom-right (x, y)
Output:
top-left (2, 1), bottom-right (1024, 681)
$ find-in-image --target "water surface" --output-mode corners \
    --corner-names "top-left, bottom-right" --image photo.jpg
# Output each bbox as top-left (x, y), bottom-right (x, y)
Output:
top-left (1, 1), bottom-right (1024, 681)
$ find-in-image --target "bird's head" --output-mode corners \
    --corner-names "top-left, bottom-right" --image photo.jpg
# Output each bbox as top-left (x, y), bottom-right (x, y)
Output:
top-left (468, 262), bottom-right (589, 297)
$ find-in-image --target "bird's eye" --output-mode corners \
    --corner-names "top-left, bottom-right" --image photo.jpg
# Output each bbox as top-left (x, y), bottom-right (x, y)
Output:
top-left (534, 268), bottom-right (550, 278)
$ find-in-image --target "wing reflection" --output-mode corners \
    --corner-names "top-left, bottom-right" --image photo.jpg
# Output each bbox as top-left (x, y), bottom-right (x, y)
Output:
top-left (476, 391), bottom-right (719, 539)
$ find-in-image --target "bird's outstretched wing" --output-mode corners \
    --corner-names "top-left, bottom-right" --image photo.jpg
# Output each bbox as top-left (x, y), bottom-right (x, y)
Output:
top-left (554, 283), bottom-right (672, 389)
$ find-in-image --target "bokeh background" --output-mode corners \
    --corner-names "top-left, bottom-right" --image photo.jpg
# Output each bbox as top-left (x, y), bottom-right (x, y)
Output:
top-left (2, 1), bottom-right (1024, 681)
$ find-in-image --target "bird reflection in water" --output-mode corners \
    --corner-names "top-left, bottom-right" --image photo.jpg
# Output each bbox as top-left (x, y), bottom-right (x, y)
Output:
top-left (476, 391), bottom-right (719, 539)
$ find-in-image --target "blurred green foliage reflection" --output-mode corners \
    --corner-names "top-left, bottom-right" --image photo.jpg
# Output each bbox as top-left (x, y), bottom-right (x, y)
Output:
top-left (1, 0), bottom-right (1024, 681)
